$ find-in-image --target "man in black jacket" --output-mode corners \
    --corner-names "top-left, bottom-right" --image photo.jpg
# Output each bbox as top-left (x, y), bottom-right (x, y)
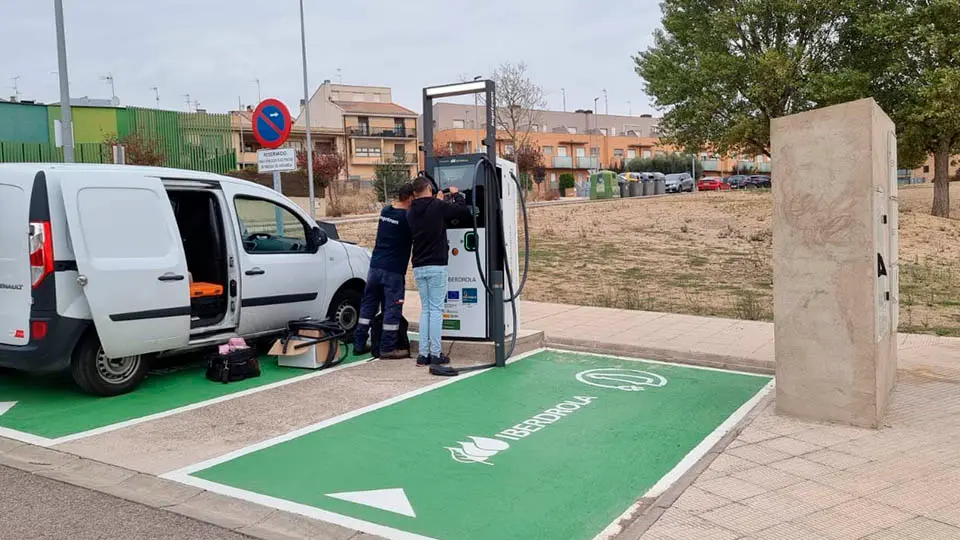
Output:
top-left (406, 175), bottom-right (473, 366)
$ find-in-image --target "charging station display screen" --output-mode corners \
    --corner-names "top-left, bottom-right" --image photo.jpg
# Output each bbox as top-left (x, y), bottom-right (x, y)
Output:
top-left (432, 157), bottom-right (484, 227)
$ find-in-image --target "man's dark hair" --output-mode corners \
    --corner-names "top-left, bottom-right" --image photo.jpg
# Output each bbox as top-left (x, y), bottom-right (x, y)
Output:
top-left (397, 183), bottom-right (415, 201)
top-left (412, 175), bottom-right (433, 195)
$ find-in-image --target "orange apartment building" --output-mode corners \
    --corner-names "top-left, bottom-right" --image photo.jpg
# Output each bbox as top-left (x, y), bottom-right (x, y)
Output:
top-left (426, 103), bottom-right (772, 184)
top-left (232, 82), bottom-right (419, 183)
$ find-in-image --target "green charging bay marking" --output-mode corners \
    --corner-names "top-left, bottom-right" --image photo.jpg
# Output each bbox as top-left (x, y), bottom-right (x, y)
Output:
top-left (0, 348), bottom-right (370, 441)
top-left (187, 350), bottom-right (771, 540)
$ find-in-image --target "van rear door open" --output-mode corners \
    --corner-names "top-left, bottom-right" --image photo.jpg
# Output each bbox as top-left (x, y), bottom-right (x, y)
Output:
top-left (0, 179), bottom-right (31, 346)
top-left (58, 171), bottom-right (190, 358)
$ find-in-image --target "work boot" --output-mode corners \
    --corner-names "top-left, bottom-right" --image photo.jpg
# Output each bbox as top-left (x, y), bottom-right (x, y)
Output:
top-left (353, 344), bottom-right (371, 356)
top-left (380, 349), bottom-right (409, 360)
top-left (416, 355), bottom-right (430, 366)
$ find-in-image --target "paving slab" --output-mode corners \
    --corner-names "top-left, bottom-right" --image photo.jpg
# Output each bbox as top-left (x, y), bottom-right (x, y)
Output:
top-left (168, 490), bottom-right (276, 531)
top-left (100, 472), bottom-right (205, 508)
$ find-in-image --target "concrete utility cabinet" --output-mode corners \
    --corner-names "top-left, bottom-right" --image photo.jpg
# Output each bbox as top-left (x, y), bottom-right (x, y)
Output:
top-left (772, 98), bottom-right (899, 428)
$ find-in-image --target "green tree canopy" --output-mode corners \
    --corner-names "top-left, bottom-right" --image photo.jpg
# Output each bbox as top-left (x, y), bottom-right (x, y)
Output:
top-left (635, 0), bottom-right (846, 158)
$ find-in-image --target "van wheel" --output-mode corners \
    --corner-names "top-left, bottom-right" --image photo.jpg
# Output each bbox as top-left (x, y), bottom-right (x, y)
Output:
top-left (71, 333), bottom-right (149, 396)
top-left (329, 289), bottom-right (361, 338)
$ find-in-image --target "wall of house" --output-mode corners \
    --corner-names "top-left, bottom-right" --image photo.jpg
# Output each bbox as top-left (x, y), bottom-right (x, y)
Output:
top-left (0, 102), bottom-right (50, 143)
top-left (47, 106), bottom-right (119, 144)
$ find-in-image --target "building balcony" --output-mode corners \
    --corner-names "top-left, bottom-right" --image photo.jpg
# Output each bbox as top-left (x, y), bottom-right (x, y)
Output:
top-left (351, 152), bottom-right (419, 165)
top-left (552, 156), bottom-right (574, 168)
top-left (347, 126), bottom-right (417, 138)
top-left (577, 156), bottom-right (600, 169)
top-left (701, 159), bottom-right (721, 171)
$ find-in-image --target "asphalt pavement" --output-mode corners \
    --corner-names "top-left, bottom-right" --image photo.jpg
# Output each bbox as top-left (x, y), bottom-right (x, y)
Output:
top-left (0, 465), bottom-right (249, 540)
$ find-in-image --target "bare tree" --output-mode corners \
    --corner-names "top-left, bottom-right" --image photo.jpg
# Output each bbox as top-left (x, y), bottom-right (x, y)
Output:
top-left (475, 63), bottom-right (546, 153)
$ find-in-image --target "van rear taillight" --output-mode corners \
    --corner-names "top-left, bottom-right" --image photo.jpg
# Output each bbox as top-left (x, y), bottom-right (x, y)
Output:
top-left (30, 320), bottom-right (48, 340)
top-left (29, 221), bottom-right (54, 288)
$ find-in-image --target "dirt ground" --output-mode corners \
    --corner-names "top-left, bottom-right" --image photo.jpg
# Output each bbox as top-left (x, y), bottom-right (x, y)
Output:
top-left (337, 183), bottom-right (960, 337)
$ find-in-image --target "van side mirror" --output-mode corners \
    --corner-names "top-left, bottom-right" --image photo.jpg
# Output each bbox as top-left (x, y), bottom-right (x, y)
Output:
top-left (308, 226), bottom-right (328, 253)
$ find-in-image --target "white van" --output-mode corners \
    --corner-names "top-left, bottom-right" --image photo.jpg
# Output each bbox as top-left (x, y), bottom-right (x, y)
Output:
top-left (0, 164), bottom-right (369, 396)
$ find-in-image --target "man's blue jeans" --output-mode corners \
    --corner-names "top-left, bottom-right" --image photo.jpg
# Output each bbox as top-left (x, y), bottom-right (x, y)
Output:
top-left (354, 268), bottom-right (406, 352)
top-left (413, 265), bottom-right (447, 358)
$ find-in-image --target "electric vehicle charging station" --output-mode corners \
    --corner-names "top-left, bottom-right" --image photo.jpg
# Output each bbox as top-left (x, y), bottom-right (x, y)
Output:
top-left (422, 80), bottom-right (524, 368)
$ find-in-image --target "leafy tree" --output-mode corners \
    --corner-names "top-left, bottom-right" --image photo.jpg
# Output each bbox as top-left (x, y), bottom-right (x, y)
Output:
top-left (374, 152), bottom-right (413, 203)
top-left (634, 0), bottom-right (847, 158)
top-left (296, 150), bottom-right (345, 199)
top-left (510, 142), bottom-right (544, 178)
top-left (626, 153), bottom-right (703, 177)
top-left (102, 131), bottom-right (165, 166)
top-left (835, 0), bottom-right (960, 217)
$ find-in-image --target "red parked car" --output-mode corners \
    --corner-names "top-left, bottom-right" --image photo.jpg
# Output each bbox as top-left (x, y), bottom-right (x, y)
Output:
top-left (697, 176), bottom-right (728, 191)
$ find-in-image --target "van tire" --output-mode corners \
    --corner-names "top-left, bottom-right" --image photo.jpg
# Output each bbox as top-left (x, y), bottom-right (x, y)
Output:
top-left (329, 288), bottom-right (362, 339)
top-left (70, 332), bottom-right (149, 397)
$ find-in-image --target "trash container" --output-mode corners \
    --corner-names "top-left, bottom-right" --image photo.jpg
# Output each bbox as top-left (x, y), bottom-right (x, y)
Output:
top-left (589, 170), bottom-right (617, 200)
top-left (618, 176), bottom-right (629, 198)
top-left (653, 173), bottom-right (666, 195)
top-left (642, 173), bottom-right (655, 196)
top-left (628, 179), bottom-right (641, 197)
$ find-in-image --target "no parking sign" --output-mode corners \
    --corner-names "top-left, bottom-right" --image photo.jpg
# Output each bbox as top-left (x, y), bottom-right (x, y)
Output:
top-left (251, 98), bottom-right (292, 149)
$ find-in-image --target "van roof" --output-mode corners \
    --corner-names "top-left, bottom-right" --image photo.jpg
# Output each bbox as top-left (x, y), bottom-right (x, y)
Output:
top-left (0, 163), bottom-right (273, 195)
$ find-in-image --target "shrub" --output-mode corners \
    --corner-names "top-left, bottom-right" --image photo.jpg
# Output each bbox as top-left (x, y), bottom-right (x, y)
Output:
top-left (559, 173), bottom-right (576, 196)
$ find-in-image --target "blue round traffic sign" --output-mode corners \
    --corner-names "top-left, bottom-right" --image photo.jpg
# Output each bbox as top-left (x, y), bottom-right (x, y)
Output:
top-left (252, 98), bottom-right (292, 149)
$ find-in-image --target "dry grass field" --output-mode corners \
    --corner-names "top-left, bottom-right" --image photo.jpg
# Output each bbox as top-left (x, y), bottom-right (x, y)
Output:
top-left (337, 183), bottom-right (960, 336)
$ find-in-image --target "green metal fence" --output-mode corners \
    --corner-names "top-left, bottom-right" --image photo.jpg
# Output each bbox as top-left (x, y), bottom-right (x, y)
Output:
top-left (0, 142), bottom-right (107, 164)
top-left (0, 106), bottom-right (236, 174)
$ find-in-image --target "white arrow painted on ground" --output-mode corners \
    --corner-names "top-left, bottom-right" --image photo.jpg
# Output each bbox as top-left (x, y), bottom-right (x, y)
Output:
top-left (0, 402), bottom-right (17, 417)
top-left (326, 488), bottom-right (416, 517)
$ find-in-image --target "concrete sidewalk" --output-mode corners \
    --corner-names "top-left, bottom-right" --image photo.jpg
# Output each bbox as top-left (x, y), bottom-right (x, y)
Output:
top-left (404, 296), bottom-right (960, 539)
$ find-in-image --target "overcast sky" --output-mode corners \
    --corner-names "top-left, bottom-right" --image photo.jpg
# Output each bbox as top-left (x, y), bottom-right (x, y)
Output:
top-left (3, 0), bottom-right (663, 117)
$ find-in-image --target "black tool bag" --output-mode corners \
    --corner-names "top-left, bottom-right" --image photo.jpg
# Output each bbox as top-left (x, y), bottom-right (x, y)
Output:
top-left (206, 348), bottom-right (261, 384)
top-left (370, 313), bottom-right (410, 358)
top-left (280, 319), bottom-right (349, 369)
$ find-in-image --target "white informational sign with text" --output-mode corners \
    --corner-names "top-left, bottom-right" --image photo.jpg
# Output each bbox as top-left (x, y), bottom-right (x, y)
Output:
top-left (257, 148), bottom-right (297, 174)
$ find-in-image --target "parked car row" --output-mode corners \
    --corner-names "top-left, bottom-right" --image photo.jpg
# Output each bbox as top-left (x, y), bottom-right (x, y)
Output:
top-left (612, 172), bottom-right (771, 195)
top-left (724, 175), bottom-right (772, 189)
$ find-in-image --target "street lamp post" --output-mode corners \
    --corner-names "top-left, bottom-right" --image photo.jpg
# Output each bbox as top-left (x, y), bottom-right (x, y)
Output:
top-left (54, 0), bottom-right (74, 162)
top-left (299, 0), bottom-right (315, 218)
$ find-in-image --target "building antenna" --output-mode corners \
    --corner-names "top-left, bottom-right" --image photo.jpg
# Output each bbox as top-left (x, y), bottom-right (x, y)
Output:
top-left (150, 86), bottom-right (160, 108)
top-left (10, 76), bottom-right (21, 100)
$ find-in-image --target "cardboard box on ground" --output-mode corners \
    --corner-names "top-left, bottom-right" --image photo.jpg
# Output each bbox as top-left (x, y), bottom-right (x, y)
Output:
top-left (268, 328), bottom-right (342, 369)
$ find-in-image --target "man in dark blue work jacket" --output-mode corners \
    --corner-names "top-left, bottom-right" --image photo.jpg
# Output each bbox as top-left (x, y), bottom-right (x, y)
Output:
top-left (353, 183), bottom-right (415, 359)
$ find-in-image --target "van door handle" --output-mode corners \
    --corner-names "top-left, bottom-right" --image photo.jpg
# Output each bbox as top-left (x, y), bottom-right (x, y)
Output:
top-left (158, 273), bottom-right (185, 282)
top-left (245, 268), bottom-right (265, 276)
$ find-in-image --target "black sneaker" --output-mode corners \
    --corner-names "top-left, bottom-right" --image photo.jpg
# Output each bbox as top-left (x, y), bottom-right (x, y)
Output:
top-left (431, 354), bottom-right (451, 365)
top-left (416, 355), bottom-right (430, 366)
top-left (353, 345), bottom-right (371, 356)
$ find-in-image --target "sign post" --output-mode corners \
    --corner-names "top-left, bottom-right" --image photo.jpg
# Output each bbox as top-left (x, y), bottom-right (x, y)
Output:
top-left (252, 98), bottom-right (295, 231)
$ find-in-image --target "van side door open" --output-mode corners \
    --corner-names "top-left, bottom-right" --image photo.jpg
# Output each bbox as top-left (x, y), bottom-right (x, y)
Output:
top-left (58, 171), bottom-right (190, 358)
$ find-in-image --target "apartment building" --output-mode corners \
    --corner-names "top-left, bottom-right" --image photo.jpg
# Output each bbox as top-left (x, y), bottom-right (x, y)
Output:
top-left (231, 82), bottom-right (419, 182)
top-left (296, 82), bottom-right (418, 182)
top-left (427, 103), bottom-right (772, 180)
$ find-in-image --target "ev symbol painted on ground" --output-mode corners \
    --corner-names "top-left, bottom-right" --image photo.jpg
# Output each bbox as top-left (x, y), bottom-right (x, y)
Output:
top-left (576, 368), bottom-right (668, 392)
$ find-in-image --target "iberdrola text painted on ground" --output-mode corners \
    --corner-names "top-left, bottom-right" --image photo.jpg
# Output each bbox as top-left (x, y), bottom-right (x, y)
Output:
top-left (447, 396), bottom-right (598, 464)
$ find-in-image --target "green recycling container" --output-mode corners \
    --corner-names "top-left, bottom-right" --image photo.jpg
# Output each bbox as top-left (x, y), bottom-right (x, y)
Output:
top-left (589, 170), bottom-right (617, 200)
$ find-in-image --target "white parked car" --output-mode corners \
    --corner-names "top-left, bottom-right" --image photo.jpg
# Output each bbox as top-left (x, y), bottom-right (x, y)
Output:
top-left (0, 164), bottom-right (369, 396)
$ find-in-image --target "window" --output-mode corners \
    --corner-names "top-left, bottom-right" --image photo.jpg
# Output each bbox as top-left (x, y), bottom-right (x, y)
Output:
top-left (627, 149), bottom-right (637, 159)
top-left (557, 146), bottom-right (568, 157)
top-left (542, 146), bottom-right (554, 155)
top-left (614, 149), bottom-right (624, 157)
top-left (394, 143), bottom-right (406, 157)
top-left (643, 150), bottom-right (652, 159)
top-left (566, 127), bottom-right (577, 134)
top-left (453, 119), bottom-right (465, 129)
top-left (576, 147), bottom-right (586, 157)
top-left (590, 147), bottom-right (599, 156)
top-left (234, 197), bottom-right (308, 254)
top-left (924, 165), bottom-right (930, 173)
top-left (505, 144), bottom-right (515, 155)
top-left (355, 141), bottom-right (381, 157)
top-left (530, 124), bottom-right (540, 132)
top-left (600, 128), bottom-right (608, 136)
top-left (550, 172), bottom-right (557, 184)
top-left (611, 127), bottom-right (617, 136)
